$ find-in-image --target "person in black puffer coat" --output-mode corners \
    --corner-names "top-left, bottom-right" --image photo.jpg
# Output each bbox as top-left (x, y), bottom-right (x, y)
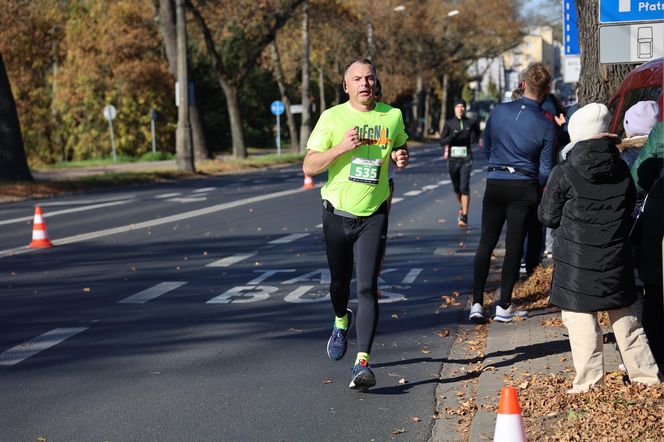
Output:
top-left (538, 103), bottom-right (662, 393)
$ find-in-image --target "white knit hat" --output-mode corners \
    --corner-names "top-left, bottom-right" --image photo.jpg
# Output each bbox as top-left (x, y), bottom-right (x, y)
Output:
top-left (623, 100), bottom-right (659, 137)
top-left (568, 103), bottom-right (612, 143)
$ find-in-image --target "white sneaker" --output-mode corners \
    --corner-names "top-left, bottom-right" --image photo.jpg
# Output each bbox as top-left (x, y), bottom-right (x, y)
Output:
top-left (494, 304), bottom-right (528, 323)
top-left (469, 303), bottom-right (485, 323)
top-left (519, 263), bottom-right (527, 274)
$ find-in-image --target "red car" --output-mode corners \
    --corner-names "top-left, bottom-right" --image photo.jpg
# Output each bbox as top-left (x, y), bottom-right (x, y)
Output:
top-left (608, 57), bottom-right (663, 137)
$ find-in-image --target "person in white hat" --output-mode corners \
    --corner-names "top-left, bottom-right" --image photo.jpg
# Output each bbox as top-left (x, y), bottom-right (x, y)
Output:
top-left (539, 103), bottom-right (663, 393)
top-left (620, 100), bottom-right (660, 167)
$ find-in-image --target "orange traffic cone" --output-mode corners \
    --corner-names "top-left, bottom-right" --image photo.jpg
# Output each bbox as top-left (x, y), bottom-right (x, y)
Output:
top-left (303, 174), bottom-right (315, 190)
top-left (28, 206), bottom-right (53, 248)
top-left (493, 386), bottom-right (527, 442)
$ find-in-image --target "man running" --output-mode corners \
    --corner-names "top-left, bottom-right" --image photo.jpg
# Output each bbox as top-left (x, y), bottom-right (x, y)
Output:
top-left (440, 99), bottom-right (481, 226)
top-left (302, 58), bottom-right (409, 390)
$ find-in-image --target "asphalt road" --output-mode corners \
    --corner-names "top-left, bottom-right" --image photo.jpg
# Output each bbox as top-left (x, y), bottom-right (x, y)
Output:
top-left (0, 142), bottom-right (488, 441)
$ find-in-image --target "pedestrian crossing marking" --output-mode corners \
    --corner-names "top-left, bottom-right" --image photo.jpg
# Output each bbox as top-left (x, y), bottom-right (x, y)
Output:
top-left (206, 252), bottom-right (257, 267)
top-left (268, 233), bottom-right (310, 244)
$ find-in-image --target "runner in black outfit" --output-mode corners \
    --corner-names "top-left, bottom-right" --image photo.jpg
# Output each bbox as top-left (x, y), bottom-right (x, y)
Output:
top-left (440, 99), bottom-right (481, 226)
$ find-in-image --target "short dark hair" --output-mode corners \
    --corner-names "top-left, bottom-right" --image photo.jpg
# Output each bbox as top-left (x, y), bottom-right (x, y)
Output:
top-left (343, 58), bottom-right (377, 78)
top-left (522, 63), bottom-right (551, 96)
top-left (454, 99), bottom-right (467, 107)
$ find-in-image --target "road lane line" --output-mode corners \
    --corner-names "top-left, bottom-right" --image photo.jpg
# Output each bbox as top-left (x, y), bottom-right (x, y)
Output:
top-left (193, 187), bottom-right (216, 193)
top-left (404, 190), bottom-right (422, 196)
top-left (422, 184), bottom-right (438, 191)
top-left (401, 268), bottom-right (423, 284)
top-left (155, 192), bottom-right (182, 199)
top-left (166, 197), bottom-right (208, 203)
top-left (37, 195), bottom-right (136, 206)
top-left (0, 186), bottom-right (314, 258)
top-left (206, 252), bottom-right (257, 268)
top-left (437, 179), bottom-right (452, 185)
top-left (0, 327), bottom-right (89, 366)
top-left (391, 197), bottom-right (404, 204)
top-left (0, 199), bottom-right (136, 227)
top-left (268, 233), bottom-right (310, 244)
top-left (118, 281), bottom-right (187, 304)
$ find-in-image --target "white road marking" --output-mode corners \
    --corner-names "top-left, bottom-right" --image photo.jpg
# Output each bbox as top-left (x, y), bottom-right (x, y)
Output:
top-left (472, 168), bottom-right (483, 174)
top-left (0, 199), bottom-right (136, 227)
top-left (269, 233), bottom-right (310, 244)
top-left (207, 286), bottom-right (277, 304)
top-left (404, 190), bottom-right (422, 196)
top-left (0, 327), bottom-right (89, 366)
top-left (315, 223), bottom-right (323, 228)
top-left (193, 187), bottom-right (216, 193)
top-left (401, 268), bottom-right (423, 284)
top-left (206, 252), bottom-right (257, 268)
top-left (37, 195), bottom-right (136, 206)
top-left (247, 269), bottom-right (296, 285)
top-left (391, 197), bottom-right (404, 204)
top-left (155, 192), bottom-right (182, 199)
top-left (166, 197), bottom-right (208, 203)
top-left (0, 186), bottom-right (313, 258)
top-left (422, 184), bottom-right (438, 191)
top-left (438, 179), bottom-right (452, 185)
top-left (118, 281), bottom-right (187, 304)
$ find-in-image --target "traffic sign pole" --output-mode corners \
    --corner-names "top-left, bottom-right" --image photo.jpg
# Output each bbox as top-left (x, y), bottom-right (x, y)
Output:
top-left (270, 100), bottom-right (285, 156)
top-left (276, 113), bottom-right (281, 156)
top-left (108, 118), bottom-right (117, 162)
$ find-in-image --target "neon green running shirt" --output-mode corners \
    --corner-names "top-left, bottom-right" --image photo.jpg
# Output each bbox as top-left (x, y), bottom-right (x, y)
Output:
top-left (307, 101), bottom-right (408, 216)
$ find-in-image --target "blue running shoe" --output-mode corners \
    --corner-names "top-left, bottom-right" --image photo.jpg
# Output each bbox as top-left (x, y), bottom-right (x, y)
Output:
top-left (326, 308), bottom-right (353, 361)
top-left (349, 359), bottom-right (376, 390)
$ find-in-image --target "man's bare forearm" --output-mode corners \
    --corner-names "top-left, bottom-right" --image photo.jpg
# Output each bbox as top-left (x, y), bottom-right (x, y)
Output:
top-left (302, 146), bottom-right (347, 176)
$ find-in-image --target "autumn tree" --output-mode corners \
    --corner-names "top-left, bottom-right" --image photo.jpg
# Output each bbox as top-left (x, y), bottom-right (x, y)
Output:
top-left (0, 0), bottom-right (67, 165)
top-left (575, 0), bottom-right (632, 105)
top-left (152, 0), bottom-right (208, 162)
top-left (186, 0), bottom-right (305, 158)
top-left (54, 1), bottom-right (174, 161)
top-left (0, 53), bottom-right (32, 181)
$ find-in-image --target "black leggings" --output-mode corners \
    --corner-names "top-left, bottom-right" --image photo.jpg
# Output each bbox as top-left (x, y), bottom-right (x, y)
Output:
top-left (322, 202), bottom-right (388, 354)
top-left (473, 179), bottom-right (539, 307)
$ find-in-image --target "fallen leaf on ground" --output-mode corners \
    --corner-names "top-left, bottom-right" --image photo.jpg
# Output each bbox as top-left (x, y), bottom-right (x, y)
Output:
top-left (391, 428), bottom-right (407, 435)
top-left (398, 378), bottom-right (408, 384)
top-left (435, 329), bottom-right (450, 338)
top-left (288, 327), bottom-right (303, 333)
top-left (322, 379), bottom-right (333, 384)
top-left (411, 416), bottom-right (422, 422)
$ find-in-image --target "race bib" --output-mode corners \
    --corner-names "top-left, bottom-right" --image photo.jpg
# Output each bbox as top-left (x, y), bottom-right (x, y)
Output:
top-left (349, 157), bottom-right (382, 185)
top-left (450, 146), bottom-right (468, 158)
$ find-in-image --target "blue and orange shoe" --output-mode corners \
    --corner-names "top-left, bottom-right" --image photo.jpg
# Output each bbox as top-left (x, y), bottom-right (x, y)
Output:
top-left (349, 359), bottom-right (376, 390)
top-left (326, 309), bottom-right (354, 361)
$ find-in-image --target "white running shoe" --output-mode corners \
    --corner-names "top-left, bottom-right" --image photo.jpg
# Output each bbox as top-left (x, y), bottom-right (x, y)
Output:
top-left (494, 304), bottom-right (528, 323)
top-left (469, 303), bottom-right (485, 323)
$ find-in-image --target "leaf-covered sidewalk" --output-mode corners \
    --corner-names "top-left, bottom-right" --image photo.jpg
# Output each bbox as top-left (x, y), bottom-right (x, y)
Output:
top-left (432, 266), bottom-right (664, 441)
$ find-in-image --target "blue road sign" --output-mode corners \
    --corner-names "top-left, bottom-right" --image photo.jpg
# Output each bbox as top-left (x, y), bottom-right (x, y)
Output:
top-left (271, 100), bottom-right (285, 116)
top-left (564, 0), bottom-right (580, 55)
top-left (600, 0), bottom-right (664, 24)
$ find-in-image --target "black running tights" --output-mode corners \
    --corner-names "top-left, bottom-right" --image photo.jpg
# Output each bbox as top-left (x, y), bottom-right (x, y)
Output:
top-left (473, 179), bottom-right (539, 308)
top-left (322, 203), bottom-right (387, 354)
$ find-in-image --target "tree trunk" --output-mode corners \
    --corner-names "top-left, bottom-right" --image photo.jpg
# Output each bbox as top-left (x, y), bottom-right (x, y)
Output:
top-left (299, 1), bottom-right (311, 152)
top-left (219, 78), bottom-right (246, 158)
top-left (154, 0), bottom-right (208, 162)
top-left (411, 73), bottom-right (423, 138)
top-left (175, 0), bottom-right (194, 171)
top-left (333, 59), bottom-right (340, 105)
top-left (270, 42), bottom-right (299, 151)
top-left (423, 87), bottom-right (431, 136)
top-left (438, 73), bottom-right (449, 136)
top-left (318, 66), bottom-right (326, 113)
top-left (0, 53), bottom-right (32, 181)
top-left (575, 0), bottom-right (632, 105)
